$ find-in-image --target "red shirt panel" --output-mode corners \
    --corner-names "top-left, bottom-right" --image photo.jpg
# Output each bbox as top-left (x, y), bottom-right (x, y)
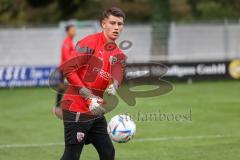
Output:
top-left (61, 32), bottom-right (126, 112)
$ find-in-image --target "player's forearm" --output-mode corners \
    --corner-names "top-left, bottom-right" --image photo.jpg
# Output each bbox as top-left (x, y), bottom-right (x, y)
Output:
top-left (111, 63), bottom-right (125, 86)
top-left (67, 73), bottom-right (96, 100)
top-left (60, 54), bottom-right (91, 87)
top-left (66, 72), bottom-right (85, 88)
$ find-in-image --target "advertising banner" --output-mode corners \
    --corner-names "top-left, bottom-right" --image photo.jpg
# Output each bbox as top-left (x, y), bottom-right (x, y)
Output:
top-left (0, 60), bottom-right (239, 88)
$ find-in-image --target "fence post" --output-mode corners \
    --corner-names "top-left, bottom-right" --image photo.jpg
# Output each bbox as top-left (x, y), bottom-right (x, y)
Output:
top-left (223, 19), bottom-right (229, 60)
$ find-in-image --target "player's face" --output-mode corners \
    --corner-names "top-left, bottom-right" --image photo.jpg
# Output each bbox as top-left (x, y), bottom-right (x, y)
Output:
top-left (68, 27), bottom-right (76, 38)
top-left (102, 15), bottom-right (124, 41)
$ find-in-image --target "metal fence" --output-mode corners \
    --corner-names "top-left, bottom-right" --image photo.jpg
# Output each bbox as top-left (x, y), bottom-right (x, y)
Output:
top-left (167, 20), bottom-right (240, 62)
top-left (1, 20), bottom-right (240, 66)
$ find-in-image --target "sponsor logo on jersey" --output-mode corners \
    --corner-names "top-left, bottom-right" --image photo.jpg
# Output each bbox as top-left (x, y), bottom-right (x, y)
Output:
top-left (93, 67), bottom-right (111, 80)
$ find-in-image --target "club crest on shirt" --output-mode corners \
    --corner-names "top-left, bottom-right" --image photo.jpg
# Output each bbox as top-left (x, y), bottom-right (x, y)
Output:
top-left (109, 55), bottom-right (126, 66)
top-left (109, 56), bottom-right (118, 65)
top-left (76, 132), bottom-right (85, 143)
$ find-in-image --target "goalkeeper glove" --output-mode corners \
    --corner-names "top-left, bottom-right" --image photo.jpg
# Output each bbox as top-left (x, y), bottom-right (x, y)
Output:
top-left (88, 96), bottom-right (105, 115)
top-left (106, 80), bottom-right (119, 96)
top-left (79, 87), bottom-right (106, 115)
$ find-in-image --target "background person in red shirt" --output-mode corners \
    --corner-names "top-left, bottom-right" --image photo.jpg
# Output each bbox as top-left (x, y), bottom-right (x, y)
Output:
top-left (53, 24), bottom-right (76, 119)
top-left (60, 7), bottom-right (126, 160)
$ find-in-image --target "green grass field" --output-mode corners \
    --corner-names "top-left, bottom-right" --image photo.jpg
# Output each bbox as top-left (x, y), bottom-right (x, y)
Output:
top-left (0, 80), bottom-right (240, 160)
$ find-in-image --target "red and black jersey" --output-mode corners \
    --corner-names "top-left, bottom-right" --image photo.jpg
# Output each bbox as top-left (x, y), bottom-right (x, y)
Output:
top-left (60, 32), bottom-right (127, 112)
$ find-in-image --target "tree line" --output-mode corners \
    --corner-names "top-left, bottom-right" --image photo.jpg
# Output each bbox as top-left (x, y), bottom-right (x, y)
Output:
top-left (0, 0), bottom-right (240, 25)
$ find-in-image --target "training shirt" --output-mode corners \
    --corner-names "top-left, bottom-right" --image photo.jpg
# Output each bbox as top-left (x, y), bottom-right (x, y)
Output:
top-left (60, 32), bottom-right (126, 112)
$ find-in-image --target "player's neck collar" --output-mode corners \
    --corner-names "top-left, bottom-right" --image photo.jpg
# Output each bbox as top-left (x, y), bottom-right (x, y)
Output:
top-left (67, 35), bottom-right (73, 40)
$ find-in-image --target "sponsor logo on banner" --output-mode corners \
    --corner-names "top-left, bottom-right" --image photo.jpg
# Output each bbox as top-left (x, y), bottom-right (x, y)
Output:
top-left (0, 66), bottom-right (56, 87)
top-left (125, 61), bottom-right (229, 80)
top-left (228, 59), bottom-right (240, 79)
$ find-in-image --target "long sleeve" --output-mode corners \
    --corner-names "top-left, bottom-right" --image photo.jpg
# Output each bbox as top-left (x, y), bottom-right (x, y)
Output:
top-left (60, 36), bottom-right (97, 88)
top-left (110, 53), bottom-right (127, 85)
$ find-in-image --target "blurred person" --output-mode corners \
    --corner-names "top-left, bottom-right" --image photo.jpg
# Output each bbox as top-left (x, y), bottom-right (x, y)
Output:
top-left (59, 7), bottom-right (126, 160)
top-left (53, 24), bottom-right (76, 119)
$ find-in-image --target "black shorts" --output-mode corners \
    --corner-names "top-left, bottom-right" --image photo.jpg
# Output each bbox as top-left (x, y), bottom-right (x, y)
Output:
top-left (62, 110), bottom-right (110, 145)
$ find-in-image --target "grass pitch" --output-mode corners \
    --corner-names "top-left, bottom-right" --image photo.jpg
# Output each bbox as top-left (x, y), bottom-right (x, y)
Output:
top-left (0, 80), bottom-right (240, 160)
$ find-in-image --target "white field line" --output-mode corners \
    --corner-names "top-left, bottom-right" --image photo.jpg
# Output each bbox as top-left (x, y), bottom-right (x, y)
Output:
top-left (0, 142), bottom-right (64, 149)
top-left (133, 134), bottom-right (227, 142)
top-left (0, 134), bottom-right (228, 149)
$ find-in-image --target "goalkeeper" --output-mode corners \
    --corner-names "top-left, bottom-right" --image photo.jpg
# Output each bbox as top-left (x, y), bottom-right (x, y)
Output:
top-left (59, 7), bottom-right (126, 160)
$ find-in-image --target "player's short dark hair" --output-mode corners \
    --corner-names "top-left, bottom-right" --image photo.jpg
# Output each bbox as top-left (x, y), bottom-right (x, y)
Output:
top-left (101, 7), bottom-right (126, 23)
top-left (65, 24), bottom-right (75, 32)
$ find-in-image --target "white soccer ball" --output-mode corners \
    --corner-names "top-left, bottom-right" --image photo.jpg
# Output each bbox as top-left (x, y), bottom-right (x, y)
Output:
top-left (107, 114), bottom-right (136, 143)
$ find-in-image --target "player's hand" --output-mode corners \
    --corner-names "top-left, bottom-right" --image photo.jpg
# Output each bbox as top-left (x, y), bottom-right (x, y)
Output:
top-left (106, 81), bottom-right (118, 95)
top-left (79, 87), bottom-right (106, 115)
top-left (88, 96), bottom-right (106, 115)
